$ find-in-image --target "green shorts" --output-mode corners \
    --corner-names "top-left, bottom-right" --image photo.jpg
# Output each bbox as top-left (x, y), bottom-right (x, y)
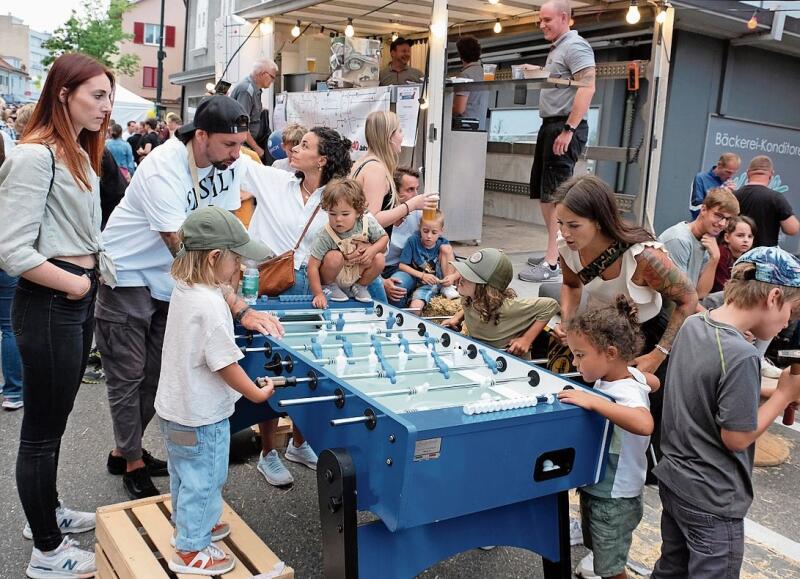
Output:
top-left (579, 491), bottom-right (643, 577)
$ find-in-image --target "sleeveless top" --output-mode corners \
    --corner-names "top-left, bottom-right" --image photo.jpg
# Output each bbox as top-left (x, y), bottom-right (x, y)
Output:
top-left (558, 235), bottom-right (664, 323)
top-left (352, 157), bottom-right (394, 238)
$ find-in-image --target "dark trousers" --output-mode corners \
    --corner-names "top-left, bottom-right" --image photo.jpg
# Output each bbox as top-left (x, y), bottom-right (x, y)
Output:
top-left (652, 484), bottom-right (745, 579)
top-left (95, 285), bottom-right (169, 462)
top-left (13, 260), bottom-right (97, 551)
top-left (529, 117), bottom-right (588, 203)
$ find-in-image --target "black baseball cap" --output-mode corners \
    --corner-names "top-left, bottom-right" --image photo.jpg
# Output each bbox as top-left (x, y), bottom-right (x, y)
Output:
top-left (176, 95), bottom-right (249, 137)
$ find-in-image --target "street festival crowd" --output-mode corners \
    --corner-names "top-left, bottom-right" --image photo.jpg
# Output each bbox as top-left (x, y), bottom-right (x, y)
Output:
top-left (1, 2), bottom-right (800, 578)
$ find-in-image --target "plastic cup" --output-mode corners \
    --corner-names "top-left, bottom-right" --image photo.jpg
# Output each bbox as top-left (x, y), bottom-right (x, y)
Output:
top-left (421, 194), bottom-right (440, 221)
top-left (511, 65), bottom-right (524, 80)
top-left (483, 63), bottom-right (497, 81)
top-left (306, 57), bottom-right (317, 72)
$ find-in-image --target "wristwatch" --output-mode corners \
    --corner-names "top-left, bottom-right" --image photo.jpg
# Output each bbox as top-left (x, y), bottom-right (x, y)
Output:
top-left (234, 305), bottom-right (251, 324)
top-left (563, 123), bottom-right (576, 133)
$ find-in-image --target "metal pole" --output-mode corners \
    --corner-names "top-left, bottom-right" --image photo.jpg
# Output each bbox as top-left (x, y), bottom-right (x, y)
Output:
top-left (155, 0), bottom-right (166, 118)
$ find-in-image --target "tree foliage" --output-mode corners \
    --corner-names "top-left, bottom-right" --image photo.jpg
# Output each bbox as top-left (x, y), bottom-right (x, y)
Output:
top-left (43, 0), bottom-right (140, 76)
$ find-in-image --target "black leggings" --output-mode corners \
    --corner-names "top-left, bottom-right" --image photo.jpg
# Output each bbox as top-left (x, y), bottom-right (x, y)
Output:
top-left (12, 260), bottom-right (97, 551)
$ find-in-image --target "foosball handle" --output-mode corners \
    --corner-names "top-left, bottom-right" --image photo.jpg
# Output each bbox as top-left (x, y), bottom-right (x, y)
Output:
top-left (785, 363), bottom-right (800, 425)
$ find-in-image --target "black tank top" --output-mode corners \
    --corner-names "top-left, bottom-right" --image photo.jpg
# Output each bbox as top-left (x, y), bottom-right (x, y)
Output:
top-left (353, 158), bottom-right (394, 238)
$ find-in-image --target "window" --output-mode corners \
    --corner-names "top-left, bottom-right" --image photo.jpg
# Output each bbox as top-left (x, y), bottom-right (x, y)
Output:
top-left (488, 107), bottom-right (601, 146)
top-left (143, 66), bottom-right (158, 88)
top-left (195, 0), bottom-right (208, 49)
top-left (144, 23), bottom-right (161, 45)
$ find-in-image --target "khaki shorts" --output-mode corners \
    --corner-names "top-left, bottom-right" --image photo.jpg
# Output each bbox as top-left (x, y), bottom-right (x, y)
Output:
top-left (579, 491), bottom-right (643, 577)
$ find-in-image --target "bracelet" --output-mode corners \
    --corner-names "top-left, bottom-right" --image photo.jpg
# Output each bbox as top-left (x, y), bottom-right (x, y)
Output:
top-left (654, 344), bottom-right (670, 356)
top-left (402, 202), bottom-right (410, 216)
top-left (234, 305), bottom-right (251, 324)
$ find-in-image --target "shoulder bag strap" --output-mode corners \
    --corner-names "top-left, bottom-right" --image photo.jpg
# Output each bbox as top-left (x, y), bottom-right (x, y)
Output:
top-left (292, 202), bottom-right (323, 251)
top-left (577, 240), bottom-right (632, 285)
top-left (44, 144), bottom-right (56, 195)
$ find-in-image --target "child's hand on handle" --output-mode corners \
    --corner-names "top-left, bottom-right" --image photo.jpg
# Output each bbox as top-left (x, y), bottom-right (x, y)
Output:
top-left (255, 377), bottom-right (276, 403)
top-left (442, 316), bottom-right (461, 330)
top-left (506, 336), bottom-right (533, 357)
top-left (421, 273), bottom-right (439, 286)
top-left (776, 366), bottom-right (800, 424)
top-left (557, 388), bottom-right (596, 411)
top-left (312, 293), bottom-right (328, 309)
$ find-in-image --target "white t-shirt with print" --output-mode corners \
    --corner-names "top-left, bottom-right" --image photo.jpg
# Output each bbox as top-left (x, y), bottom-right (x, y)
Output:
top-left (101, 138), bottom-right (242, 301)
top-left (583, 367), bottom-right (651, 499)
top-left (155, 283), bottom-right (243, 427)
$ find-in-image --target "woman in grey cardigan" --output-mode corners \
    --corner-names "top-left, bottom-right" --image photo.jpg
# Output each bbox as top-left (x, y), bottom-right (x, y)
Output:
top-left (0, 53), bottom-right (115, 579)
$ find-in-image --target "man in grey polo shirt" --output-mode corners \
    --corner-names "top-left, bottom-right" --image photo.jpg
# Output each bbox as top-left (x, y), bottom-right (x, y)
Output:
top-left (229, 57), bottom-right (277, 160)
top-left (520, 0), bottom-right (595, 284)
top-left (379, 38), bottom-right (423, 86)
top-left (452, 36), bottom-right (489, 131)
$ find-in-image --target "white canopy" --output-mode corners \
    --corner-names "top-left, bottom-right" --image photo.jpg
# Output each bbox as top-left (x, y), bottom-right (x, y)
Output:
top-left (112, 84), bottom-right (155, 125)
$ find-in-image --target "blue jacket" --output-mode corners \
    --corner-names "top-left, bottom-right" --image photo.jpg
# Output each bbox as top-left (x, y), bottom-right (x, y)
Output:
top-left (689, 167), bottom-right (723, 219)
top-left (105, 138), bottom-right (135, 175)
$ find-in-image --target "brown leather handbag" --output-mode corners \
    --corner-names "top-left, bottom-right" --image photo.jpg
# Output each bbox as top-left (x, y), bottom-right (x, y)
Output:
top-left (258, 204), bottom-right (322, 296)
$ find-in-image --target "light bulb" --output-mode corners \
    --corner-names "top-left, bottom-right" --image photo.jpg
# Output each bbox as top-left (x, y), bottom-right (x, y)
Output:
top-left (488, 0), bottom-right (499, 4)
top-left (391, 31), bottom-right (398, 42)
top-left (205, 82), bottom-right (215, 92)
top-left (260, 18), bottom-right (274, 34)
top-left (626, 1), bottom-right (641, 25)
top-left (747, 12), bottom-right (758, 30)
top-left (493, 19), bottom-right (502, 33)
top-left (345, 18), bottom-right (354, 37)
top-left (419, 98), bottom-right (429, 110)
top-left (291, 20), bottom-right (301, 37)
top-left (430, 22), bottom-right (447, 38)
top-left (656, 9), bottom-right (667, 24)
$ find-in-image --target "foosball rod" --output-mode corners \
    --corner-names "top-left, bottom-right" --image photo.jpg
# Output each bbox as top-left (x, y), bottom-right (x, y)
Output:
top-left (285, 327), bottom-right (409, 338)
top-left (343, 362), bottom-right (498, 381)
top-left (265, 307), bottom-right (375, 318)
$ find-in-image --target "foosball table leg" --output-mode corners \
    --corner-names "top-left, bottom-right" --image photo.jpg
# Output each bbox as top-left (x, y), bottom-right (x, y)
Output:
top-left (318, 448), bottom-right (359, 579)
top-left (541, 490), bottom-right (571, 579)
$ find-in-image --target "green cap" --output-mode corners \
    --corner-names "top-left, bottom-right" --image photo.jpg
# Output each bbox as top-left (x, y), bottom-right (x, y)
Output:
top-left (179, 207), bottom-right (270, 261)
top-left (450, 248), bottom-right (513, 290)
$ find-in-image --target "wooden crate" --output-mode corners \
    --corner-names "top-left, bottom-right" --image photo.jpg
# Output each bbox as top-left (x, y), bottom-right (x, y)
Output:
top-left (95, 494), bottom-right (294, 579)
top-left (251, 417), bottom-right (294, 449)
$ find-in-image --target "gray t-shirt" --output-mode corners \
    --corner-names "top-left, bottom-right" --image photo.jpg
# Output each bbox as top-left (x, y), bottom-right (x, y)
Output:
top-left (654, 312), bottom-right (760, 519)
top-left (229, 75), bottom-right (262, 138)
top-left (658, 221), bottom-right (708, 286)
top-left (539, 30), bottom-right (595, 118)
top-left (455, 62), bottom-right (489, 131)
top-left (379, 65), bottom-right (423, 86)
top-left (310, 212), bottom-right (386, 261)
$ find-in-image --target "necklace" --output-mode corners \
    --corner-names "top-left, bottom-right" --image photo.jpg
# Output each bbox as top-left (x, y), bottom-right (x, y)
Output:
top-left (301, 180), bottom-right (314, 200)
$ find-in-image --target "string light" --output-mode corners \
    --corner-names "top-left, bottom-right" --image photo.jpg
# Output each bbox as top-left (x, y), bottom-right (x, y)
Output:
top-left (656, 0), bottom-right (669, 24)
top-left (488, 0), bottom-right (500, 4)
top-left (259, 18), bottom-right (273, 34)
top-left (391, 31), bottom-right (398, 42)
top-left (430, 22), bottom-right (447, 38)
top-left (345, 18), bottom-right (355, 37)
top-left (493, 19), bottom-right (502, 33)
top-left (626, 0), bottom-right (641, 25)
top-left (291, 20), bottom-right (301, 37)
top-left (747, 10), bottom-right (758, 29)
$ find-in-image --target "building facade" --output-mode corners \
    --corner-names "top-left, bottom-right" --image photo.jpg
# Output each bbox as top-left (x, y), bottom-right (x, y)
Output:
top-left (117, 0), bottom-right (186, 116)
top-left (28, 29), bottom-right (51, 101)
top-left (0, 57), bottom-right (29, 105)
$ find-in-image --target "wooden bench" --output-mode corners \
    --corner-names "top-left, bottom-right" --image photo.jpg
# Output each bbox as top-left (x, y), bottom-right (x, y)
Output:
top-left (96, 494), bottom-right (294, 579)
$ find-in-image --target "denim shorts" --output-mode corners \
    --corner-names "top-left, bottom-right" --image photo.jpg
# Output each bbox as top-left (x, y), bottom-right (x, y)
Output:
top-left (579, 491), bottom-right (643, 577)
top-left (411, 283), bottom-right (442, 304)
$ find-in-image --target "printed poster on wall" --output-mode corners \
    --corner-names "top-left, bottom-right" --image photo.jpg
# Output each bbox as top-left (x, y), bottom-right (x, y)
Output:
top-left (285, 86), bottom-right (391, 159)
top-left (702, 116), bottom-right (800, 251)
top-left (396, 85), bottom-right (420, 147)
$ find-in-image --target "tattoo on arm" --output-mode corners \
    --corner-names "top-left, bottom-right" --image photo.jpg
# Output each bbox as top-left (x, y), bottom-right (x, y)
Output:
top-left (159, 232), bottom-right (182, 257)
top-left (635, 247), bottom-right (698, 348)
top-left (573, 66), bottom-right (596, 87)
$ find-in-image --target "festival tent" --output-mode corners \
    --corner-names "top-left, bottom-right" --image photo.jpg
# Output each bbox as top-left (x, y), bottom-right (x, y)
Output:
top-left (112, 83), bottom-right (154, 124)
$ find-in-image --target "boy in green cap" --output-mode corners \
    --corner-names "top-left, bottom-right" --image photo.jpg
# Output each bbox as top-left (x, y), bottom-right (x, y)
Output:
top-left (155, 206), bottom-right (276, 575)
top-left (443, 248), bottom-right (559, 358)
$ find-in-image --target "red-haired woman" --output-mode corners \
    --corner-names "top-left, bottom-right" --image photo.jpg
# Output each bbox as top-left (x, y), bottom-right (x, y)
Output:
top-left (0, 53), bottom-right (114, 577)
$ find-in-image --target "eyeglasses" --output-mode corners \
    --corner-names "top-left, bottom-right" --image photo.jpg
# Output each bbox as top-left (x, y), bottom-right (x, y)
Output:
top-left (711, 211), bottom-right (732, 224)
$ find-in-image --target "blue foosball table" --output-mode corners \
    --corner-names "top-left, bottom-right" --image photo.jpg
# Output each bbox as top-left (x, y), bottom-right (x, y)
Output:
top-left (232, 298), bottom-right (612, 579)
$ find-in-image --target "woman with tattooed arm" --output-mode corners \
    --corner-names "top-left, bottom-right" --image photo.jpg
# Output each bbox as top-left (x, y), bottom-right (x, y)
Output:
top-left (550, 175), bottom-right (697, 470)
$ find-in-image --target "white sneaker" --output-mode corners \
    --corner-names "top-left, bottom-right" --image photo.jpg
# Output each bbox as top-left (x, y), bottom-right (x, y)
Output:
top-left (168, 542), bottom-right (235, 576)
top-left (441, 285), bottom-right (460, 300)
top-left (285, 438), bottom-right (318, 470)
top-left (23, 504), bottom-right (96, 540)
top-left (351, 283), bottom-right (371, 302)
top-left (2, 398), bottom-right (23, 410)
top-left (761, 357), bottom-right (782, 379)
top-left (323, 283), bottom-right (349, 302)
top-left (575, 552), bottom-right (600, 579)
top-left (26, 536), bottom-right (96, 578)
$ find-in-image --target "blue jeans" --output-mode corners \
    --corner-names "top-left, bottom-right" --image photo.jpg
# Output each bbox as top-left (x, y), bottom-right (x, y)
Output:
top-left (287, 265), bottom-right (387, 302)
top-left (381, 267), bottom-right (417, 308)
top-left (0, 270), bottom-right (22, 401)
top-left (160, 417), bottom-right (230, 552)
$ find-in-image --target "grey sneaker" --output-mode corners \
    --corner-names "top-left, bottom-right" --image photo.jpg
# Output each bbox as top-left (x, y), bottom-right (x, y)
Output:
top-left (257, 449), bottom-right (294, 486)
top-left (23, 504), bottom-right (96, 540)
top-left (351, 283), bottom-right (372, 302)
top-left (285, 438), bottom-right (318, 470)
top-left (518, 262), bottom-right (562, 283)
top-left (324, 283), bottom-right (349, 302)
top-left (526, 255), bottom-right (546, 267)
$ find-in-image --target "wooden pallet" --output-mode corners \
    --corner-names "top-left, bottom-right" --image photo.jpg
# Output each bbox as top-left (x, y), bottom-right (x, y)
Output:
top-left (95, 494), bottom-right (294, 579)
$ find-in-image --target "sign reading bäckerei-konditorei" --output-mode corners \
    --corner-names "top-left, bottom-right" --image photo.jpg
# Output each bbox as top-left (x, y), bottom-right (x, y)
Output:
top-left (702, 115), bottom-right (800, 252)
